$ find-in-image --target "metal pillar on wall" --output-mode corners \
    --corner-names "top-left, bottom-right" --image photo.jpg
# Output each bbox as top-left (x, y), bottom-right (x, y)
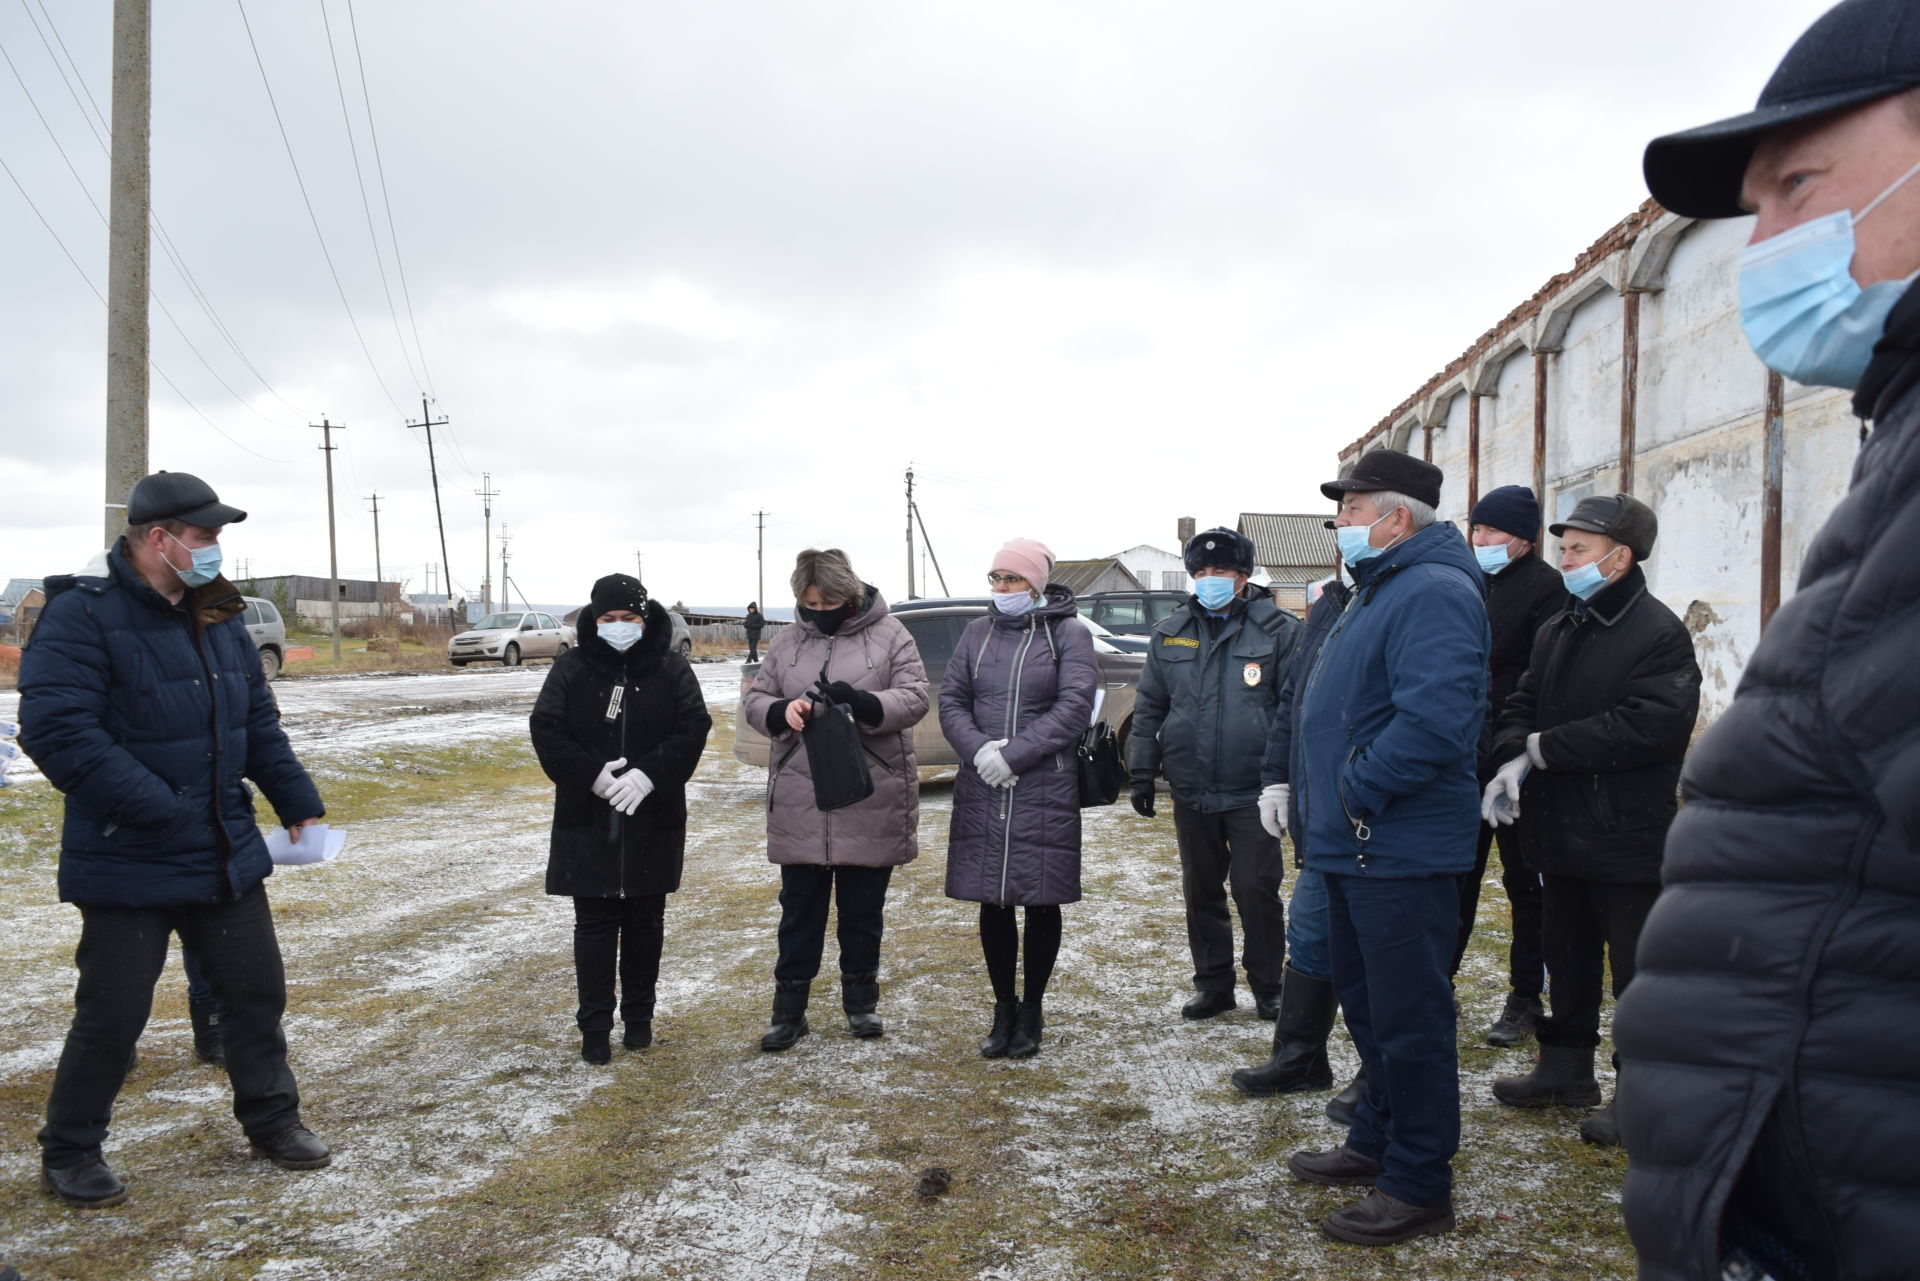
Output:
top-left (1532, 354), bottom-right (1549, 538)
top-left (1467, 392), bottom-right (1482, 510)
top-left (1620, 292), bottom-right (1641, 494)
top-left (1761, 371), bottom-right (1785, 629)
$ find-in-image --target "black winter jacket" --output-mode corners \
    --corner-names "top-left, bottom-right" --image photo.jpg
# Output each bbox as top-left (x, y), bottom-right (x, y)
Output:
top-left (1479, 550), bottom-right (1566, 779)
top-left (529, 600), bottom-right (712, 898)
top-left (1491, 565), bottom-right (1700, 884)
top-left (19, 544), bottom-right (323, 908)
top-left (1616, 284), bottom-right (1920, 1281)
top-left (1128, 591), bottom-right (1301, 812)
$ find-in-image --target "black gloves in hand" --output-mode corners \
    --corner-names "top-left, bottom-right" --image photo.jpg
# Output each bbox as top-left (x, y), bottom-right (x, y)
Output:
top-left (1130, 780), bottom-right (1157, 818)
top-left (766, 699), bottom-right (794, 735)
top-left (820, 680), bottom-right (884, 727)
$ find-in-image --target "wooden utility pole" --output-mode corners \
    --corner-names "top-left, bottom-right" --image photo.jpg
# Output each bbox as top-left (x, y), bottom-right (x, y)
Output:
top-left (314, 419), bottom-right (345, 661)
top-left (104, 0), bottom-right (151, 545)
top-left (475, 473), bottom-right (499, 613)
top-left (366, 492), bottom-right (385, 620)
top-left (406, 395), bottom-right (453, 614)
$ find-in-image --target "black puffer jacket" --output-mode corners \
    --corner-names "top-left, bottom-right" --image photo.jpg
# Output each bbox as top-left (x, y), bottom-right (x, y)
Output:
top-left (1616, 284), bottom-right (1920, 1281)
top-left (1491, 564), bottom-right (1700, 883)
top-left (529, 600), bottom-right (712, 898)
top-left (1479, 550), bottom-right (1566, 780)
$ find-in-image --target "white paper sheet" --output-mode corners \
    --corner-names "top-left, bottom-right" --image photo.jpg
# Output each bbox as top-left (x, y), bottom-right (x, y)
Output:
top-left (1090, 688), bottom-right (1106, 727)
top-left (266, 823), bottom-right (347, 866)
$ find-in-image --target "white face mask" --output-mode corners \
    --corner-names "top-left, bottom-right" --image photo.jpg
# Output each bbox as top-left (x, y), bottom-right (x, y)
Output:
top-left (598, 620), bottom-right (644, 652)
top-left (991, 590), bottom-right (1037, 617)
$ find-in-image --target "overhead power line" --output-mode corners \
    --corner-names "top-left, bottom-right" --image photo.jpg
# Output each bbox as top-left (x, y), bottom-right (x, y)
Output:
top-left (235, 0), bottom-right (409, 416)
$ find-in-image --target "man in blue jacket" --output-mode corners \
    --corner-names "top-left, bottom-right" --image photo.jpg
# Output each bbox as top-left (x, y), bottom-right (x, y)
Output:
top-left (20, 471), bottom-right (331, 1208)
top-left (1127, 527), bottom-right (1301, 1021)
top-left (1281, 450), bottom-right (1488, 1246)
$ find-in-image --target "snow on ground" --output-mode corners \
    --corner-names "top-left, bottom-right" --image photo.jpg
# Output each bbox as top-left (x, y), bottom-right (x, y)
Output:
top-left (0, 663), bottom-right (1634, 1279)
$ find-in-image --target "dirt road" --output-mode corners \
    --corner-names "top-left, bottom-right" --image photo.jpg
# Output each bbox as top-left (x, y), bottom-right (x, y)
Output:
top-left (0, 664), bottom-right (1632, 1279)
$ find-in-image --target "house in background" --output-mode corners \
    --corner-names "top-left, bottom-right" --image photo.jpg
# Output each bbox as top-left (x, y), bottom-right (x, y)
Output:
top-left (1049, 558), bottom-right (1142, 597)
top-left (1237, 514), bottom-right (1337, 616)
top-left (245, 575), bottom-right (403, 629)
top-left (0, 579), bottom-right (46, 637)
top-left (1109, 544), bottom-right (1188, 593)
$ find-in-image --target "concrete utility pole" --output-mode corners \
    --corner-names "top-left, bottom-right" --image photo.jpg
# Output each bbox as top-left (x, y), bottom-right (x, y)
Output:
top-left (475, 473), bottom-right (499, 613)
top-left (366, 492), bottom-right (384, 620)
top-left (103, 0), bottom-right (151, 546)
top-left (755, 509), bottom-right (766, 608)
top-left (904, 465), bottom-right (916, 600)
top-left (405, 395), bottom-right (453, 613)
top-left (635, 550), bottom-right (644, 583)
top-left (314, 419), bottom-right (345, 661)
top-left (499, 526), bottom-right (512, 612)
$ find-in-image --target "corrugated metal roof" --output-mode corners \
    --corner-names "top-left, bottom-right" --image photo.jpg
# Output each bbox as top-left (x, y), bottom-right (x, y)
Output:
top-left (1049, 559), bottom-right (1142, 595)
top-left (1238, 514), bottom-right (1336, 573)
top-left (1, 578), bottom-right (44, 607)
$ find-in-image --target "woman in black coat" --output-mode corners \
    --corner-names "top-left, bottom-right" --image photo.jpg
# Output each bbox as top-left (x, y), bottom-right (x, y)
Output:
top-left (529, 574), bottom-right (712, 1063)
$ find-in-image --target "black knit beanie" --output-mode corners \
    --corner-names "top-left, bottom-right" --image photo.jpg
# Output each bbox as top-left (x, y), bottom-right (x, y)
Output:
top-left (589, 573), bottom-right (648, 617)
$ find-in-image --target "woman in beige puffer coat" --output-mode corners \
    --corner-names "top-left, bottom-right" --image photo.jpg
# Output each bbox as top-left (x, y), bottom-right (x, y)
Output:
top-left (741, 549), bottom-right (929, 1051)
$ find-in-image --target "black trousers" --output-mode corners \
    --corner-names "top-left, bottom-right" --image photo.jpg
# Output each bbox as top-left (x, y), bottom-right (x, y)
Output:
top-left (747, 636), bottom-right (761, 662)
top-left (572, 895), bottom-right (665, 1032)
top-left (979, 904), bottom-right (1062, 1001)
top-left (1536, 874), bottom-right (1661, 1050)
top-left (774, 864), bottom-right (893, 983)
top-left (1170, 802), bottom-right (1286, 999)
top-left (1451, 820), bottom-right (1545, 997)
top-left (40, 884), bottom-right (301, 1166)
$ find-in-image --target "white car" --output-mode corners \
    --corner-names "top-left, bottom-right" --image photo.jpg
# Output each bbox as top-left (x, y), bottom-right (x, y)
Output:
top-left (448, 611), bottom-right (574, 667)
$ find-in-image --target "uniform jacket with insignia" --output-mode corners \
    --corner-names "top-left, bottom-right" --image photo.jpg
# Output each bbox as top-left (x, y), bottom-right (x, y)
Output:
top-left (1127, 591), bottom-right (1301, 812)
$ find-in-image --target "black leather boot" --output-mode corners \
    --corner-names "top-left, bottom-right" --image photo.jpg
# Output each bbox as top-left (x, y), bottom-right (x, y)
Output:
top-left (1326, 1067), bottom-right (1368, 1127)
top-left (1322, 1188), bottom-right (1455, 1245)
top-left (760, 980), bottom-right (811, 1052)
top-left (980, 999), bottom-right (1018, 1059)
top-left (1006, 998), bottom-right (1044, 1058)
top-left (841, 970), bottom-right (883, 1039)
top-left (1485, 993), bottom-right (1542, 1047)
top-left (580, 1029), bottom-right (612, 1064)
top-left (622, 1022), bottom-right (653, 1051)
top-left (41, 1155), bottom-right (127, 1208)
top-left (189, 996), bottom-right (225, 1067)
top-left (1492, 1042), bottom-right (1601, 1108)
top-left (1231, 964), bottom-right (1336, 1096)
top-left (248, 1123), bottom-right (332, 1170)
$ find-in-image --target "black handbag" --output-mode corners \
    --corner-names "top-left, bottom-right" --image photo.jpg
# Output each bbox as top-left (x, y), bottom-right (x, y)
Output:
top-left (802, 698), bottom-right (875, 812)
top-left (1075, 720), bottom-right (1126, 808)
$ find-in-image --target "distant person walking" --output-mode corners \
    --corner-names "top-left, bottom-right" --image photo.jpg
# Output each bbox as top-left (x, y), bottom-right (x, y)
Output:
top-left (940, 539), bottom-right (1097, 1059)
top-left (744, 602), bottom-right (766, 663)
top-left (20, 471), bottom-right (332, 1208)
top-left (530, 573), bottom-right (712, 1063)
top-left (742, 550), bottom-right (930, 1051)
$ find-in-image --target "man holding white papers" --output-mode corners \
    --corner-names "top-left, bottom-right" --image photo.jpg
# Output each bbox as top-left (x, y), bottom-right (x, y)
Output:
top-left (19, 471), bottom-right (331, 1208)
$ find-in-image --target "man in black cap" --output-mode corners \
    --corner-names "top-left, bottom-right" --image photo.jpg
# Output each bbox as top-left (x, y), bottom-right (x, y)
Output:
top-left (1451, 484), bottom-right (1562, 1047)
top-left (1128, 525), bottom-right (1300, 1022)
top-left (19, 471), bottom-right (331, 1207)
top-left (1621, 2), bottom-right (1920, 1276)
top-left (1482, 494), bottom-right (1698, 1150)
top-left (1280, 449), bottom-right (1488, 1246)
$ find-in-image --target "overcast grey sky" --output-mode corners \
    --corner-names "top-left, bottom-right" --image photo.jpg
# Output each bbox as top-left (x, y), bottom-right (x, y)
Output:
top-left (1, 0), bottom-right (1833, 610)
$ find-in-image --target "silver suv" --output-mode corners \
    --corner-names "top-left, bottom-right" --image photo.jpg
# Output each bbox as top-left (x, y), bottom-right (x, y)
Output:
top-left (241, 596), bottom-right (288, 681)
top-left (448, 611), bottom-right (574, 667)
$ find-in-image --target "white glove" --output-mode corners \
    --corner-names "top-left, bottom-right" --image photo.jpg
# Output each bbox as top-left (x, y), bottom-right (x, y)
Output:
top-left (1526, 731), bottom-right (1548, 770)
top-left (1257, 783), bottom-right (1291, 839)
top-left (1481, 755), bottom-right (1531, 827)
top-left (605, 767), bottom-right (655, 815)
top-left (975, 739), bottom-right (1014, 788)
top-left (592, 758), bottom-right (629, 800)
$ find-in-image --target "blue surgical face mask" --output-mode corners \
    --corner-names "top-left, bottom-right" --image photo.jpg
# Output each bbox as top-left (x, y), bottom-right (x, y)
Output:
top-left (1738, 157), bottom-right (1920, 390)
top-left (598, 620), bottom-right (643, 652)
top-left (1475, 542), bottom-right (1513, 575)
top-left (164, 530), bottom-right (223, 588)
top-left (991, 590), bottom-right (1037, 617)
top-left (1336, 509), bottom-right (1402, 568)
top-left (1561, 546), bottom-right (1624, 601)
top-left (1192, 575), bottom-right (1237, 610)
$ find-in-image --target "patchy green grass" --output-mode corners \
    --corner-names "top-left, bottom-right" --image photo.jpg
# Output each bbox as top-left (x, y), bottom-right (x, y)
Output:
top-left (0, 672), bottom-right (1637, 1279)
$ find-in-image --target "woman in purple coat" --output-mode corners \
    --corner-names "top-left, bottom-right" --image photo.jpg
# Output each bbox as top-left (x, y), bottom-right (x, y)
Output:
top-left (940, 539), bottom-right (1098, 1058)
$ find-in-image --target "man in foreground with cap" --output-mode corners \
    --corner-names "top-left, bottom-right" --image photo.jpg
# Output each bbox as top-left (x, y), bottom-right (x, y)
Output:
top-left (19, 471), bottom-right (330, 1207)
top-left (1281, 450), bottom-right (1487, 1246)
top-left (1481, 494), bottom-right (1699, 1148)
top-left (1127, 526), bottom-right (1299, 1022)
top-left (1452, 485), bottom-right (1563, 1047)
top-left (1622, 1), bottom-right (1920, 1275)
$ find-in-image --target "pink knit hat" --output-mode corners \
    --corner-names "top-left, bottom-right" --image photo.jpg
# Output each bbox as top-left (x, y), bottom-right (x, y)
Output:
top-left (992, 537), bottom-right (1055, 590)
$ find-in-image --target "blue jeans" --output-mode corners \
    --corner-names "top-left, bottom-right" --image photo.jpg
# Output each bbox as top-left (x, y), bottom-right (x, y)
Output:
top-left (1324, 871), bottom-right (1460, 1208)
top-left (1286, 867), bottom-right (1330, 980)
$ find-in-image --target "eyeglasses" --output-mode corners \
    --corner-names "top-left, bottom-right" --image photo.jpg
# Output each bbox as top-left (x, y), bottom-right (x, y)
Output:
top-left (986, 572), bottom-right (1028, 587)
